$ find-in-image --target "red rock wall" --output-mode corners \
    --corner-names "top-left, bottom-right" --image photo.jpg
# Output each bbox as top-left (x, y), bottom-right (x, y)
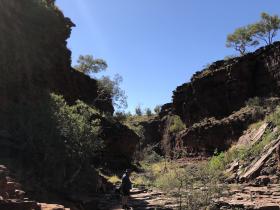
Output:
top-left (0, 0), bottom-right (113, 125)
top-left (173, 42), bottom-right (280, 126)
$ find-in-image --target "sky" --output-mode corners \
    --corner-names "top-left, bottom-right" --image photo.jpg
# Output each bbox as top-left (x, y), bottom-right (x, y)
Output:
top-left (56, 0), bottom-right (280, 113)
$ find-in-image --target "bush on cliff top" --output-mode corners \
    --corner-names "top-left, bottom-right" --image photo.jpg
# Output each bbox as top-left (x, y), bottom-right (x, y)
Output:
top-left (226, 12), bottom-right (280, 55)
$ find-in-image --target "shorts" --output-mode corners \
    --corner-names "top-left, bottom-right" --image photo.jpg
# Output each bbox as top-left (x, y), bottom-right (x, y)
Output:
top-left (122, 189), bottom-right (130, 196)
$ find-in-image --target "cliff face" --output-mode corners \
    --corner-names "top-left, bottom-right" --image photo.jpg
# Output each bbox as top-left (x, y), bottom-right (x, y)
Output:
top-left (0, 0), bottom-right (138, 202)
top-left (157, 43), bottom-right (280, 156)
top-left (173, 42), bottom-right (280, 126)
top-left (0, 0), bottom-right (113, 124)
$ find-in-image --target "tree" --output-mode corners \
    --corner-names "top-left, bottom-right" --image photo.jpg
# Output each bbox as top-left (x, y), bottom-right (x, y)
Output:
top-left (249, 12), bottom-right (280, 45)
top-left (145, 108), bottom-right (152, 116)
top-left (97, 74), bottom-right (127, 111)
top-left (74, 55), bottom-right (107, 74)
top-left (226, 13), bottom-right (280, 55)
top-left (75, 55), bottom-right (127, 111)
top-left (154, 105), bottom-right (162, 115)
top-left (226, 26), bottom-right (259, 55)
top-left (135, 105), bottom-right (142, 116)
top-left (114, 111), bottom-right (127, 122)
top-left (46, 0), bottom-right (56, 6)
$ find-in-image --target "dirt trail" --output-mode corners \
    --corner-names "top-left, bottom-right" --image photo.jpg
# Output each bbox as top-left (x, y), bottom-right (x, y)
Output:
top-left (96, 188), bottom-right (178, 210)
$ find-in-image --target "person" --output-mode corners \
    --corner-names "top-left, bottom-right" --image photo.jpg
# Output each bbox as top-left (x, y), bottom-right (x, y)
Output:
top-left (121, 169), bottom-right (132, 209)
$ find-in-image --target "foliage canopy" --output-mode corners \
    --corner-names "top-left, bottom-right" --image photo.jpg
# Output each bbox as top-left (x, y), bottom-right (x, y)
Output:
top-left (226, 26), bottom-right (259, 55)
top-left (250, 12), bottom-right (280, 45)
top-left (75, 55), bottom-right (127, 111)
top-left (97, 74), bottom-right (128, 111)
top-left (226, 12), bottom-right (280, 55)
top-left (75, 55), bottom-right (108, 74)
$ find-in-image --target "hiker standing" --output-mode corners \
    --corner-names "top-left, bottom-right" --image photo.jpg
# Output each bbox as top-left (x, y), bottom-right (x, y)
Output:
top-left (121, 169), bottom-right (132, 209)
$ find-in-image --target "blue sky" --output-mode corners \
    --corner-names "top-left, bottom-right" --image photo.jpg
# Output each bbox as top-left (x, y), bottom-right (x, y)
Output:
top-left (56, 0), bottom-right (280, 113)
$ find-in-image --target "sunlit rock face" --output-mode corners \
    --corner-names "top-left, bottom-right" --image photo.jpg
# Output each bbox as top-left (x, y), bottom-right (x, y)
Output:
top-left (160, 43), bottom-right (280, 155)
top-left (173, 42), bottom-right (280, 126)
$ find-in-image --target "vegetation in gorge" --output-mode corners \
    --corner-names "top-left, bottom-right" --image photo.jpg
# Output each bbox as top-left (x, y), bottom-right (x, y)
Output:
top-left (50, 93), bottom-right (104, 162)
top-left (97, 74), bottom-right (128, 110)
top-left (154, 105), bottom-right (162, 114)
top-left (131, 152), bottom-right (225, 209)
top-left (127, 98), bottom-right (280, 209)
top-left (168, 115), bottom-right (186, 134)
top-left (74, 55), bottom-right (108, 74)
top-left (74, 54), bottom-right (128, 111)
top-left (3, 0), bottom-right (280, 209)
top-left (208, 102), bottom-right (280, 175)
top-left (11, 92), bottom-right (109, 189)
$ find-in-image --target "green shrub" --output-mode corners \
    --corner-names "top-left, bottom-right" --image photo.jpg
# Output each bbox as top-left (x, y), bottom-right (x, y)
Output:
top-left (153, 162), bottom-right (224, 209)
top-left (246, 97), bottom-right (261, 107)
top-left (208, 121), bottom-right (277, 178)
top-left (141, 145), bottom-right (163, 164)
top-left (50, 93), bottom-right (104, 162)
top-left (11, 93), bottom-right (105, 187)
top-left (208, 151), bottom-right (226, 173)
top-left (169, 115), bottom-right (186, 133)
top-left (136, 158), bottom-right (224, 209)
top-left (113, 111), bottom-right (127, 122)
top-left (154, 169), bottom-right (181, 189)
top-left (135, 105), bottom-right (143, 116)
top-left (145, 108), bottom-right (152, 116)
top-left (267, 106), bottom-right (280, 127)
top-left (154, 105), bottom-right (162, 115)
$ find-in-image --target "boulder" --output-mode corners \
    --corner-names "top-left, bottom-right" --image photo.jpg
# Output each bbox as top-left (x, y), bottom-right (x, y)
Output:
top-left (255, 176), bottom-right (271, 186)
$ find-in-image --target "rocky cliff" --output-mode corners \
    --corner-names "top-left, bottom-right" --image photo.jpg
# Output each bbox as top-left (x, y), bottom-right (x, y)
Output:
top-left (173, 42), bottom-right (280, 126)
top-left (0, 0), bottom-right (138, 206)
top-left (0, 0), bottom-right (113, 120)
top-left (159, 42), bottom-right (280, 156)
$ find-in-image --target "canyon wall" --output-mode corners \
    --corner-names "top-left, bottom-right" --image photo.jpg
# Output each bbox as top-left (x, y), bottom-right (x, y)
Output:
top-left (173, 42), bottom-right (280, 126)
top-left (160, 42), bottom-right (280, 155)
top-left (0, 0), bottom-right (138, 202)
top-left (0, 0), bottom-right (113, 123)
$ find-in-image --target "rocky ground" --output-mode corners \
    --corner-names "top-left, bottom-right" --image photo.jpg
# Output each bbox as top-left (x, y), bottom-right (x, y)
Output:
top-left (96, 188), bottom-right (178, 210)
top-left (0, 163), bottom-right (178, 210)
top-left (213, 184), bottom-right (280, 210)
top-left (210, 122), bottom-right (280, 210)
top-left (0, 165), bottom-right (70, 210)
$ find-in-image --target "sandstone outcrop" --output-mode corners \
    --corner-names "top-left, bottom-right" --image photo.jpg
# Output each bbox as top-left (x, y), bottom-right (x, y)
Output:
top-left (97, 118), bottom-right (139, 169)
top-left (129, 115), bottom-right (181, 157)
top-left (162, 43), bottom-right (280, 156)
top-left (173, 43), bottom-right (280, 126)
top-left (176, 106), bottom-right (263, 155)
